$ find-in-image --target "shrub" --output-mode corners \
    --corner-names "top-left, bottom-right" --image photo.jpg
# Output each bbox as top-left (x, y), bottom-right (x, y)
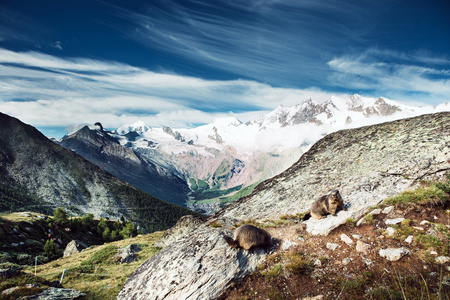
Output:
top-left (261, 264), bottom-right (282, 279)
top-left (16, 254), bottom-right (33, 266)
top-left (44, 240), bottom-right (57, 256)
top-left (285, 251), bottom-right (313, 275)
top-left (53, 208), bottom-right (69, 226)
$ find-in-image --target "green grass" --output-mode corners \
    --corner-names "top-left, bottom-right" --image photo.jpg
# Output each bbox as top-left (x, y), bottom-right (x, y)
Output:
top-left (383, 186), bottom-right (449, 207)
top-left (261, 264), bottom-right (283, 280)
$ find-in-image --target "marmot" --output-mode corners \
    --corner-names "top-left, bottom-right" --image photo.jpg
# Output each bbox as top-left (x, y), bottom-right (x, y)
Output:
top-left (225, 224), bottom-right (272, 251)
top-left (310, 190), bottom-right (345, 220)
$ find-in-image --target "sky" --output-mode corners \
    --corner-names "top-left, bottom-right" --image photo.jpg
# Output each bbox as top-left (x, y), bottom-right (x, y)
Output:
top-left (0, 0), bottom-right (449, 137)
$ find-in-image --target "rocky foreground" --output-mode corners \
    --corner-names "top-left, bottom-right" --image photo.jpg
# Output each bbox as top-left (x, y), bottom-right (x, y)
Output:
top-left (118, 112), bottom-right (450, 299)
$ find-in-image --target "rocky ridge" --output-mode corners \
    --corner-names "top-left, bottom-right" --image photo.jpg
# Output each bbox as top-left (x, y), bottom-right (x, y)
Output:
top-left (118, 112), bottom-right (450, 299)
top-left (0, 112), bottom-right (197, 232)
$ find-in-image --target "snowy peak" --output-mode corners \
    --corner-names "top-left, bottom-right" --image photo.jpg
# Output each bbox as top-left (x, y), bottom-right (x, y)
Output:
top-left (116, 121), bottom-right (151, 135)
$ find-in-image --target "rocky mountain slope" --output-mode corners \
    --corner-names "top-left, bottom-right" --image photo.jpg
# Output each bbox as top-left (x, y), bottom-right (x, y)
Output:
top-left (59, 124), bottom-right (190, 206)
top-left (59, 95), bottom-right (449, 213)
top-left (118, 112), bottom-right (450, 299)
top-left (0, 112), bottom-right (198, 232)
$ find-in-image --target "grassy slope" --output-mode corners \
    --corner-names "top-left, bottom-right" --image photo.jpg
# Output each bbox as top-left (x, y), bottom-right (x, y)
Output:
top-left (0, 231), bottom-right (163, 299)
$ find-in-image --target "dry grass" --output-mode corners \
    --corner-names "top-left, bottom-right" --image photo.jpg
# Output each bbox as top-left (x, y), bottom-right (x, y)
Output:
top-left (23, 231), bottom-right (164, 299)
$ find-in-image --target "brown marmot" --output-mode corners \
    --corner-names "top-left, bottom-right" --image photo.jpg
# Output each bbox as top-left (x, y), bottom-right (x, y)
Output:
top-left (310, 190), bottom-right (345, 220)
top-left (225, 224), bottom-right (272, 251)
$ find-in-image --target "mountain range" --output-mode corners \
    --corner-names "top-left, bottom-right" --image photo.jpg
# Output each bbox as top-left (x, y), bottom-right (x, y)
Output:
top-left (0, 112), bottom-right (198, 232)
top-left (58, 94), bottom-right (449, 214)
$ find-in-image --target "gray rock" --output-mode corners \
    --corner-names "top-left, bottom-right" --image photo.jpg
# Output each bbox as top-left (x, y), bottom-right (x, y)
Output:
top-left (342, 258), bottom-right (351, 265)
top-left (118, 226), bottom-right (271, 300)
top-left (326, 243), bottom-right (339, 251)
top-left (385, 218), bottom-right (404, 225)
top-left (386, 227), bottom-right (396, 237)
top-left (306, 206), bottom-right (370, 236)
top-left (435, 256), bottom-right (450, 264)
top-left (281, 239), bottom-right (298, 251)
top-left (115, 244), bottom-right (142, 264)
top-left (381, 206), bottom-right (394, 214)
top-left (369, 208), bottom-right (382, 215)
top-left (356, 240), bottom-right (370, 253)
top-left (22, 287), bottom-right (85, 299)
top-left (63, 240), bottom-right (88, 258)
top-left (405, 235), bottom-right (414, 244)
top-left (379, 247), bottom-right (411, 261)
top-left (340, 234), bottom-right (353, 245)
top-left (154, 215), bottom-right (204, 248)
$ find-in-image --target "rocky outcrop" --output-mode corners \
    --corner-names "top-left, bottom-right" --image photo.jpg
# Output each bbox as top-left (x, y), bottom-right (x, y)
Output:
top-left (154, 215), bottom-right (204, 248)
top-left (118, 112), bottom-right (450, 299)
top-left (59, 125), bottom-right (190, 207)
top-left (0, 112), bottom-right (197, 232)
top-left (63, 240), bottom-right (88, 258)
top-left (118, 226), bottom-right (272, 299)
top-left (218, 112), bottom-right (450, 225)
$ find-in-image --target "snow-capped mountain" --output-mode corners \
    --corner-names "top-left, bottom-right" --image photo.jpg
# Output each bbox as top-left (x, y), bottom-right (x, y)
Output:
top-left (62, 94), bottom-right (449, 214)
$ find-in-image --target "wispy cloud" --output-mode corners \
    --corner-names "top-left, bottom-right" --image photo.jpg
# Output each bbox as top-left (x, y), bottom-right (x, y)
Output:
top-left (328, 49), bottom-right (450, 104)
top-left (0, 48), bottom-right (335, 131)
top-left (110, 0), bottom-right (372, 88)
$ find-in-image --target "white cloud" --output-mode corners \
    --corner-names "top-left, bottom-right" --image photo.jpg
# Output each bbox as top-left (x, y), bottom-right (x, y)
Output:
top-left (328, 49), bottom-right (450, 104)
top-left (0, 48), bottom-right (337, 131)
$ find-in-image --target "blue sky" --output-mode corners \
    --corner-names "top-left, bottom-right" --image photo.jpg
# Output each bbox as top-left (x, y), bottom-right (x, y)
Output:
top-left (0, 0), bottom-right (449, 137)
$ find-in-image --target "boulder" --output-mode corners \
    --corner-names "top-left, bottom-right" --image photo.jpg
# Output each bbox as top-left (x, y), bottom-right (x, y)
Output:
top-left (115, 244), bottom-right (142, 264)
top-left (118, 226), bottom-right (271, 299)
top-left (63, 240), bottom-right (88, 258)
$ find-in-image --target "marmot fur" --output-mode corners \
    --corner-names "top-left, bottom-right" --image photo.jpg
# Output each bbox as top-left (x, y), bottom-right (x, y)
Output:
top-left (225, 224), bottom-right (272, 250)
top-left (310, 190), bottom-right (345, 220)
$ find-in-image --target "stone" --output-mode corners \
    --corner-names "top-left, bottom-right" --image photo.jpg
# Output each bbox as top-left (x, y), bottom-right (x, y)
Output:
top-left (382, 206), bottom-right (394, 214)
top-left (386, 227), bottom-right (396, 237)
top-left (63, 240), bottom-right (88, 258)
top-left (379, 247), bottom-right (411, 261)
top-left (405, 236), bottom-right (413, 244)
top-left (115, 244), bottom-right (142, 264)
top-left (326, 243), bottom-right (339, 251)
top-left (22, 287), bottom-right (85, 299)
top-left (420, 220), bottom-right (430, 225)
top-left (369, 208), bottom-right (382, 215)
top-left (385, 218), bottom-right (404, 225)
top-left (352, 234), bottom-right (362, 240)
top-left (281, 239), bottom-right (298, 251)
top-left (430, 251), bottom-right (438, 256)
top-left (314, 259), bottom-right (322, 267)
top-left (306, 206), bottom-right (371, 235)
top-left (342, 258), bottom-right (351, 265)
top-left (413, 226), bottom-right (424, 231)
top-left (356, 241), bottom-right (370, 253)
top-left (435, 256), bottom-right (450, 264)
top-left (340, 234), bottom-right (353, 245)
top-left (301, 296), bottom-right (324, 300)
